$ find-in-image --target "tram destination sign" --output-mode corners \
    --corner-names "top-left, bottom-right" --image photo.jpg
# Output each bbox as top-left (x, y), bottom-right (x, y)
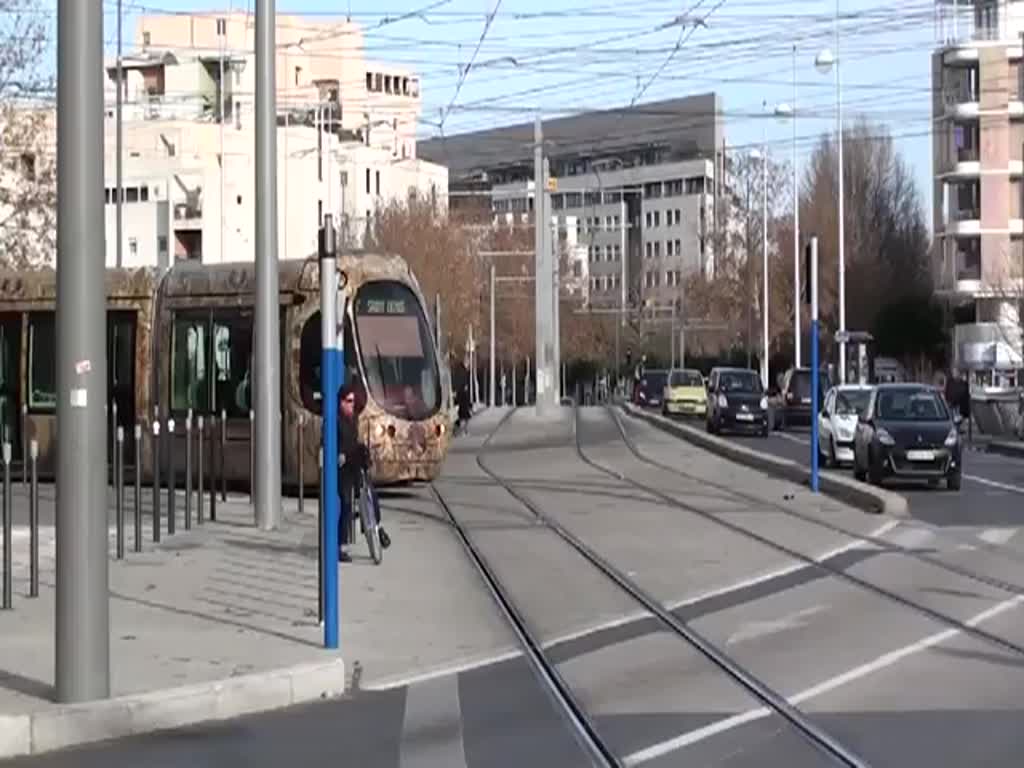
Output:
top-left (358, 297), bottom-right (409, 315)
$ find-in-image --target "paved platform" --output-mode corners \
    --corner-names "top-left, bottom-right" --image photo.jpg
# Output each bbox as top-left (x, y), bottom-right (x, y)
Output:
top-left (0, 428), bottom-right (516, 756)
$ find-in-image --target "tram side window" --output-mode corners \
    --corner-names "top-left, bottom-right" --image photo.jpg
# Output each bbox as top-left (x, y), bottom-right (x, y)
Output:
top-left (28, 313), bottom-right (56, 411)
top-left (171, 315), bottom-right (211, 412)
top-left (298, 311), bottom-right (356, 415)
top-left (212, 312), bottom-right (252, 418)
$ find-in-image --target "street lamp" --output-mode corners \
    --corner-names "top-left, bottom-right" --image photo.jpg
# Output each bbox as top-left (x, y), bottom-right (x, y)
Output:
top-left (750, 143), bottom-right (768, 390)
top-left (775, 49), bottom-right (800, 368)
top-left (815, 3), bottom-right (846, 382)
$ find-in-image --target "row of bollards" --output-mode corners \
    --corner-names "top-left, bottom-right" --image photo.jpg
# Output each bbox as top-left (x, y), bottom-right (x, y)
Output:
top-left (2, 439), bottom-right (38, 610)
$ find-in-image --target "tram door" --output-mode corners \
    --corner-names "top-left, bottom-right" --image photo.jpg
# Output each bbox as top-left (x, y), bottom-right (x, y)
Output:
top-left (0, 315), bottom-right (21, 461)
top-left (108, 311), bottom-right (137, 467)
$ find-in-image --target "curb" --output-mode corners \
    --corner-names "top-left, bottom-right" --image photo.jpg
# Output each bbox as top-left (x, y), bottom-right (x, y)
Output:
top-left (0, 657), bottom-right (346, 758)
top-left (622, 403), bottom-right (909, 518)
top-left (986, 440), bottom-right (1024, 460)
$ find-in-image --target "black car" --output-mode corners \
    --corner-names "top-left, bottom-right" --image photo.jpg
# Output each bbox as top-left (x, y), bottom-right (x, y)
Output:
top-left (706, 367), bottom-right (769, 436)
top-left (634, 369), bottom-right (668, 409)
top-left (769, 367), bottom-right (832, 430)
top-left (852, 384), bottom-right (962, 490)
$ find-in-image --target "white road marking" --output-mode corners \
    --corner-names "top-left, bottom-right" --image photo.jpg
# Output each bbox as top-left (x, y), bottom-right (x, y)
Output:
top-left (543, 520), bottom-right (898, 652)
top-left (368, 522), bottom-right (899, 692)
top-left (776, 432), bottom-right (809, 446)
top-left (885, 526), bottom-right (935, 549)
top-left (726, 605), bottom-right (828, 646)
top-left (623, 593), bottom-right (1024, 766)
top-left (964, 474), bottom-right (1024, 494)
top-left (399, 674), bottom-right (467, 768)
top-left (978, 527), bottom-right (1018, 546)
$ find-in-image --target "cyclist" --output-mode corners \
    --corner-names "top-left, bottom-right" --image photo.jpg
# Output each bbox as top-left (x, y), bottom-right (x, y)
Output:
top-left (338, 381), bottom-right (391, 562)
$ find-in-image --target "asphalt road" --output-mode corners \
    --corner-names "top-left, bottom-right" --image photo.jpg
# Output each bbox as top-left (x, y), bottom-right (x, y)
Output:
top-left (694, 416), bottom-right (1024, 530)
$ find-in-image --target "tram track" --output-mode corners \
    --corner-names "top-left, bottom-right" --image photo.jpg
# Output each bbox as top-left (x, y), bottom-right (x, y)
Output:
top-left (575, 405), bottom-right (1024, 663)
top-left (436, 406), bottom-right (870, 768)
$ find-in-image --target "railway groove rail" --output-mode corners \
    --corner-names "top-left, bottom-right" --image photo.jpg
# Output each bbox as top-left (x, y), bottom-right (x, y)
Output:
top-left (579, 405), bottom-right (1024, 661)
top-left (432, 405), bottom-right (871, 768)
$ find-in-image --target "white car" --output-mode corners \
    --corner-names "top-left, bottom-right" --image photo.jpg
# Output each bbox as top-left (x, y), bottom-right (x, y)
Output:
top-left (817, 384), bottom-right (874, 467)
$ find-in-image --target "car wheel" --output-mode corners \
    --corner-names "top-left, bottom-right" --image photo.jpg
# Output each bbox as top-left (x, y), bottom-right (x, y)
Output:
top-left (946, 470), bottom-right (962, 491)
top-left (760, 423), bottom-right (769, 438)
top-left (852, 449), bottom-right (866, 481)
top-left (828, 437), bottom-right (838, 468)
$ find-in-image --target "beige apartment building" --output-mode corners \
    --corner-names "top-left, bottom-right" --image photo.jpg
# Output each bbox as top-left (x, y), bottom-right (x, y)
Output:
top-left (101, 11), bottom-right (446, 267)
top-left (933, 0), bottom-right (1024, 382)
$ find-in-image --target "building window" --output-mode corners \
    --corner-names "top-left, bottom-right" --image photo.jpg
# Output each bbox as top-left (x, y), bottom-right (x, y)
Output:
top-left (653, 241), bottom-right (661, 258)
top-left (128, 237), bottom-right (138, 258)
top-left (645, 242), bottom-right (652, 259)
top-left (366, 168), bottom-right (371, 194)
top-left (28, 312), bottom-right (55, 411)
top-left (158, 235), bottom-right (168, 256)
top-left (375, 170), bottom-right (381, 196)
top-left (674, 238), bottom-right (681, 255)
top-left (653, 211), bottom-right (661, 227)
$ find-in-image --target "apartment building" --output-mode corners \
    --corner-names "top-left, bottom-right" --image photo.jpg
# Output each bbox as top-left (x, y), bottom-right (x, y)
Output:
top-left (99, 11), bottom-right (446, 267)
top-left (420, 93), bottom-right (724, 311)
top-left (933, 0), bottom-right (1024, 382)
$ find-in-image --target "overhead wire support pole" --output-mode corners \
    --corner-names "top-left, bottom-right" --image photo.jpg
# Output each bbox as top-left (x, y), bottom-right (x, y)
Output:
top-left (489, 263), bottom-right (496, 407)
top-left (56, 0), bottom-right (110, 703)
top-left (533, 116), bottom-right (551, 418)
top-left (115, 0), bottom-right (123, 269)
top-left (835, 0), bottom-right (847, 384)
top-left (792, 42), bottom-right (801, 368)
top-left (255, 0), bottom-right (282, 530)
top-left (810, 235), bottom-right (820, 493)
top-left (319, 215), bottom-right (340, 649)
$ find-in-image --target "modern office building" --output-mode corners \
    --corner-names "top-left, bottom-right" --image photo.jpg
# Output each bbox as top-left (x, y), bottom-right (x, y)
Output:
top-left (419, 93), bottom-right (725, 311)
top-left (933, 0), bottom-right (1024, 383)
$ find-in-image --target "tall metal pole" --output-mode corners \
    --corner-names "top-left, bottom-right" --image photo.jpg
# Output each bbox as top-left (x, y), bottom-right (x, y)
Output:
top-left (762, 141), bottom-right (770, 389)
top-left (254, 0), bottom-right (281, 530)
top-left (835, 0), bottom-right (847, 384)
top-left (56, 0), bottom-right (109, 702)
top-left (792, 43), bottom-right (801, 369)
top-left (319, 216), bottom-right (339, 649)
top-left (219, 17), bottom-right (226, 264)
top-left (489, 263), bottom-right (496, 407)
top-left (619, 196), bottom-right (626, 386)
top-left (115, 0), bottom-right (123, 269)
top-left (547, 159), bottom-right (560, 401)
top-left (534, 117), bottom-right (554, 417)
top-left (810, 235), bottom-right (820, 492)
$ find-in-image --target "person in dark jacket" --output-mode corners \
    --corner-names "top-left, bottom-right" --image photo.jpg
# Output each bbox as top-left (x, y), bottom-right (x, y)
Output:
top-left (338, 381), bottom-right (389, 563)
top-left (456, 382), bottom-right (472, 433)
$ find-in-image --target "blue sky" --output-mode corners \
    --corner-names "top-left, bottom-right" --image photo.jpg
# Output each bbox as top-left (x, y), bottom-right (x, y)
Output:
top-left (82, 0), bottom-right (938, 215)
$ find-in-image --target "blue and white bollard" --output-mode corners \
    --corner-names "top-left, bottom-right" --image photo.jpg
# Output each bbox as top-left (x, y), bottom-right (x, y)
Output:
top-left (320, 214), bottom-right (342, 649)
top-left (809, 235), bottom-right (820, 494)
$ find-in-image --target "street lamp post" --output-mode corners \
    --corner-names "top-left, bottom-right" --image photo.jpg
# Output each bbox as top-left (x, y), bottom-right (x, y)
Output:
top-left (751, 141), bottom-right (768, 390)
top-left (816, 3), bottom-right (846, 382)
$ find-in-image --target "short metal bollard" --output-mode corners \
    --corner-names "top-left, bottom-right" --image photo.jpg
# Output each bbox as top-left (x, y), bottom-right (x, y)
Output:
top-left (111, 400), bottom-right (118, 484)
top-left (297, 414), bottom-right (305, 516)
top-left (185, 414), bottom-right (193, 530)
top-left (249, 409), bottom-right (255, 504)
top-left (151, 420), bottom-right (161, 543)
top-left (115, 427), bottom-right (125, 559)
top-left (20, 404), bottom-right (26, 488)
top-left (317, 447), bottom-right (323, 625)
top-left (29, 440), bottom-right (38, 597)
top-left (220, 409), bottom-right (227, 502)
top-left (209, 415), bottom-right (217, 522)
top-left (197, 415), bottom-right (205, 525)
top-left (134, 424), bottom-right (142, 553)
top-left (2, 442), bottom-right (10, 610)
top-left (166, 418), bottom-right (176, 535)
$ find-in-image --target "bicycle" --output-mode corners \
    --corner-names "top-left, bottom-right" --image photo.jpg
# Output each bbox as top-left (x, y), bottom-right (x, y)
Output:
top-left (356, 466), bottom-right (384, 565)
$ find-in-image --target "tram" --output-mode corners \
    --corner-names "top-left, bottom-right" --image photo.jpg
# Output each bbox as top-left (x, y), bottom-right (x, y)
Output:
top-left (0, 252), bottom-right (452, 488)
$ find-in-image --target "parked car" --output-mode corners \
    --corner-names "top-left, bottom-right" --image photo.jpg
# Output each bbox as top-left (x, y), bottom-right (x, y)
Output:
top-left (706, 367), bottom-right (769, 436)
top-left (817, 384), bottom-right (873, 467)
top-left (852, 383), bottom-right (962, 490)
top-left (769, 367), bottom-right (832, 430)
top-left (662, 368), bottom-right (707, 418)
top-left (633, 369), bottom-right (668, 409)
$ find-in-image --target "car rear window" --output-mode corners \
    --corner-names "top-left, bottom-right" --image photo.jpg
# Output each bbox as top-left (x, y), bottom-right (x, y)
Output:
top-left (791, 371), bottom-right (830, 397)
top-left (670, 371), bottom-right (702, 387)
top-left (642, 373), bottom-right (667, 391)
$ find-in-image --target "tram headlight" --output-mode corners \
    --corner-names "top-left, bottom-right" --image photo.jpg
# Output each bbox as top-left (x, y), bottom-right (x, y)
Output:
top-left (436, 423), bottom-right (446, 436)
top-left (375, 423), bottom-right (386, 438)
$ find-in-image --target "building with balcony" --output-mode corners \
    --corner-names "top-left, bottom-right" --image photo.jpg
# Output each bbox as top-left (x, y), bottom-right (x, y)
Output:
top-left (933, 0), bottom-right (1024, 382)
top-left (96, 11), bottom-right (446, 267)
top-left (419, 93), bottom-right (725, 311)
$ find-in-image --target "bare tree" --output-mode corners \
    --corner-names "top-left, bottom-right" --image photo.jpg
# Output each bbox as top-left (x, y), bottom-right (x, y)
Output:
top-left (0, 1), bottom-right (54, 268)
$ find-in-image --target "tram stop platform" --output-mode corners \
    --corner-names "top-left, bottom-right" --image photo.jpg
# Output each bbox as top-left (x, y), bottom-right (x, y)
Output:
top-left (0, 411), bottom-right (518, 760)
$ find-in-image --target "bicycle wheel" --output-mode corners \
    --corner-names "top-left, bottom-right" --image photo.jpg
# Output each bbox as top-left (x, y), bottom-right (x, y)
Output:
top-left (359, 475), bottom-right (382, 565)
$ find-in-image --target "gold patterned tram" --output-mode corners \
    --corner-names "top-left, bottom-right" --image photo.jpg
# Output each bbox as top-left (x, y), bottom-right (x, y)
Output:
top-left (0, 253), bottom-right (452, 488)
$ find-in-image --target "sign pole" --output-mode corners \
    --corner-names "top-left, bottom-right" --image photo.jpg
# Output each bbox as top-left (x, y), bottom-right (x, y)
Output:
top-left (810, 235), bottom-right (820, 493)
top-left (319, 215), bottom-right (340, 649)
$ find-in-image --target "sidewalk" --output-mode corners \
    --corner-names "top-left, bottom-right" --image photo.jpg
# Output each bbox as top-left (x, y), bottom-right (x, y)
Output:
top-left (0, 459), bottom-right (514, 757)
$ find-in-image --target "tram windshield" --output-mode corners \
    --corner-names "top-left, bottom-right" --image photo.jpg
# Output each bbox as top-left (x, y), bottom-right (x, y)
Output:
top-left (353, 281), bottom-right (441, 419)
